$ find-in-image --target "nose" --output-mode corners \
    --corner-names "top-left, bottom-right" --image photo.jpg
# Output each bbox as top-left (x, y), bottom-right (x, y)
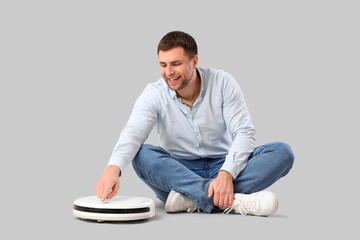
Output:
top-left (166, 66), bottom-right (175, 77)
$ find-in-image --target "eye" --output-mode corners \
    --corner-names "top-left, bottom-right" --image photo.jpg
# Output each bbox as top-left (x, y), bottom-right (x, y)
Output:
top-left (173, 63), bottom-right (181, 66)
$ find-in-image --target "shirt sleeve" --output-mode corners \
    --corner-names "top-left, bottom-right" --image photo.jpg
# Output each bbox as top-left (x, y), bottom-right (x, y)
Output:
top-left (219, 73), bottom-right (256, 179)
top-left (107, 84), bottom-right (158, 172)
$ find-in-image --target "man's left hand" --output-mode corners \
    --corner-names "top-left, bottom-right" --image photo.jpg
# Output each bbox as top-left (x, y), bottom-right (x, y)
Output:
top-left (208, 170), bottom-right (234, 210)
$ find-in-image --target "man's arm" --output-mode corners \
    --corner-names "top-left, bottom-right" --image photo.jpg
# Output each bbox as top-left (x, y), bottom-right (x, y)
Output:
top-left (96, 84), bottom-right (159, 201)
top-left (208, 73), bottom-right (256, 210)
top-left (219, 73), bottom-right (256, 178)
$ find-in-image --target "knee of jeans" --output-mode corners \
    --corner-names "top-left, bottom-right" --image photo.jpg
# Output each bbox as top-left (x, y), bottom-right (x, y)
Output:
top-left (133, 144), bottom-right (152, 162)
top-left (132, 159), bottom-right (142, 179)
top-left (132, 155), bottom-right (153, 180)
top-left (277, 142), bottom-right (295, 170)
top-left (133, 144), bottom-right (163, 171)
top-left (132, 145), bottom-right (149, 173)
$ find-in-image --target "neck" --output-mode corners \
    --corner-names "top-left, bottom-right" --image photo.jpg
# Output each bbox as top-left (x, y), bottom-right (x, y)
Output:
top-left (177, 70), bottom-right (201, 101)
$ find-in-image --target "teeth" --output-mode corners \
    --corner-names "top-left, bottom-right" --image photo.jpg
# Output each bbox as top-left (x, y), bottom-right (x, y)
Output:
top-left (169, 76), bottom-right (180, 81)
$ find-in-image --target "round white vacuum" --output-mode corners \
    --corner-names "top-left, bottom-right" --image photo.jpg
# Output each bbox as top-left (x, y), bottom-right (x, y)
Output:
top-left (73, 196), bottom-right (155, 222)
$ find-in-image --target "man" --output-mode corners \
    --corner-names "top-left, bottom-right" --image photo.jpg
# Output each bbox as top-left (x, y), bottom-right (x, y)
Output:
top-left (96, 31), bottom-right (294, 216)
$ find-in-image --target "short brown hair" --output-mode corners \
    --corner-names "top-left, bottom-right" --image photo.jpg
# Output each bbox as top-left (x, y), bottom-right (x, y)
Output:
top-left (157, 31), bottom-right (198, 59)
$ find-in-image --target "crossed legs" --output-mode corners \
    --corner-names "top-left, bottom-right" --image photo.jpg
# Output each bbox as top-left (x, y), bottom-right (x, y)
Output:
top-left (132, 142), bottom-right (294, 213)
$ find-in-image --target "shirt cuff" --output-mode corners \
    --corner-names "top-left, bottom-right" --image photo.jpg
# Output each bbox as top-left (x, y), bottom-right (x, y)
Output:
top-left (107, 155), bottom-right (129, 176)
top-left (220, 161), bottom-right (237, 179)
top-left (220, 154), bottom-right (248, 179)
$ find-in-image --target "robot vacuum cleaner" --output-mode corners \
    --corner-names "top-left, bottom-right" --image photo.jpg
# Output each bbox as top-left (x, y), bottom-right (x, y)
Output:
top-left (73, 196), bottom-right (155, 222)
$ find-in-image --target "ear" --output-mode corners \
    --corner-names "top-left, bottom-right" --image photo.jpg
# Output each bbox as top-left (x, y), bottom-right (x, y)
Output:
top-left (192, 55), bottom-right (199, 69)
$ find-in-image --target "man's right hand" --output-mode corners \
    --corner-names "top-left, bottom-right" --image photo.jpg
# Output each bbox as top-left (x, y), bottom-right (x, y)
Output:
top-left (96, 165), bottom-right (121, 202)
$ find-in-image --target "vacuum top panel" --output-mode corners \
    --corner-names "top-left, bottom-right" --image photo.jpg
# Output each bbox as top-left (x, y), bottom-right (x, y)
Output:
top-left (74, 195), bottom-right (153, 209)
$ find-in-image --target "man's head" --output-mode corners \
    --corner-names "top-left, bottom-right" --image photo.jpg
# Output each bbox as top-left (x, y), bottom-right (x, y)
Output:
top-left (158, 31), bottom-right (199, 93)
top-left (157, 31), bottom-right (198, 59)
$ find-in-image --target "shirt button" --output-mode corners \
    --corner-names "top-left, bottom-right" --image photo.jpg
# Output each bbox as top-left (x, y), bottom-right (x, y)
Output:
top-left (196, 132), bottom-right (199, 136)
top-left (192, 117), bottom-right (195, 120)
top-left (199, 146), bottom-right (203, 149)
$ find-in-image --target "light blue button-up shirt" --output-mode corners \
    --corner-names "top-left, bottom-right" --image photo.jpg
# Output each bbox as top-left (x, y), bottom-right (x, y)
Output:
top-left (108, 67), bottom-right (256, 178)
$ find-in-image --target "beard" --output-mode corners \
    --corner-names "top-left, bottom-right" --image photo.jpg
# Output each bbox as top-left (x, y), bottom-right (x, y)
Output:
top-left (166, 70), bottom-right (194, 92)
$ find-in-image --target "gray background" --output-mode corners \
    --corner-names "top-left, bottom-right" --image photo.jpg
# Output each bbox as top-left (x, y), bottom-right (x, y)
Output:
top-left (1, 0), bottom-right (359, 239)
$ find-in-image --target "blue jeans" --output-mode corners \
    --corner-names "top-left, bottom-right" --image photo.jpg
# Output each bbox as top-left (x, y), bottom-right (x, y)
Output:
top-left (132, 142), bottom-right (294, 213)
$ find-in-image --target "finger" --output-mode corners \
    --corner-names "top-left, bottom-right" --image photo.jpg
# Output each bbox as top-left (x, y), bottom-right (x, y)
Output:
top-left (99, 183), bottom-right (105, 200)
top-left (96, 183), bottom-right (100, 198)
top-left (221, 195), bottom-right (228, 210)
top-left (217, 194), bottom-right (222, 209)
top-left (213, 192), bottom-right (219, 207)
top-left (222, 197), bottom-right (228, 210)
top-left (107, 190), bottom-right (115, 200)
top-left (97, 182), bottom-right (105, 200)
top-left (208, 184), bottom-right (214, 198)
top-left (101, 184), bottom-right (111, 201)
top-left (107, 182), bottom-right (120, 199)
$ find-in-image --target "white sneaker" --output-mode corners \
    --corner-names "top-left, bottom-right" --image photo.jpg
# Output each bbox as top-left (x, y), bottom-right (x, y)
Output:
top-left (165, 190), bottom-right (200, 213)
top-left (223, 191), bottom-right (278, 216)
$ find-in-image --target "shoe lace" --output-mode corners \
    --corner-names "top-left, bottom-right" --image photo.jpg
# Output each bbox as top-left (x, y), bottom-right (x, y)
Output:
top-left (187, 206), bottom-right (200, 213)
top-left (223, 195), bottom-right (257, 215)
top-left (182, 197), bottom-right (200, 213)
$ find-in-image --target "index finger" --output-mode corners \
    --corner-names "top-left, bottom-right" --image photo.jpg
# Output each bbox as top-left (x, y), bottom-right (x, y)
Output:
top-left (100, 184), bottom-right (111, 201)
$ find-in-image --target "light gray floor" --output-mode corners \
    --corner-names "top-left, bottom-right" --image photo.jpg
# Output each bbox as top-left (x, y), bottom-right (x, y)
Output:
top-left (52, 166), bottom-right (355, 239)
top-left (70, 198), bottom-right (295, 237)
top-left (68, 184), bottom-right (351, 239)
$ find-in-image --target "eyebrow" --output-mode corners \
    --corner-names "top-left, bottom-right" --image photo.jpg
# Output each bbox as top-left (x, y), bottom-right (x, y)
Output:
top-left (159, 60), bottom-right (182, 65)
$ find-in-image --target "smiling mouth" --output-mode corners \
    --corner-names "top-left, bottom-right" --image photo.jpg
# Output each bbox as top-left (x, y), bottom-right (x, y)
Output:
top-left (168, 76), bottom-right (181, 82)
